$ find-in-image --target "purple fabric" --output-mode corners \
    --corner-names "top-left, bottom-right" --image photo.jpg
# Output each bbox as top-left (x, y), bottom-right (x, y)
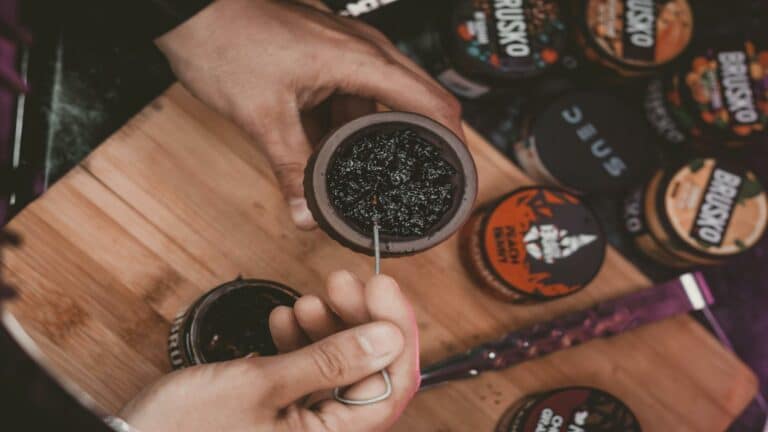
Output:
top-left (0, 0), bottom-right (19, 225)
top-left (420, 273), bottom-right (712, 389)
top-left (704, 144), bottom-right (768, 409)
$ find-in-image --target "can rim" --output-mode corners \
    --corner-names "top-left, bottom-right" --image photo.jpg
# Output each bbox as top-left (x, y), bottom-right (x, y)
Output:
top-left (443, 0), bottom-right (568, 83)
top-left (653, 159), bottom-right (767, 261)
top-left (177, 279), bottom-right (301, 366)
top-left (477, 186), bottom-right (607, 301)
top-left (574, 0), bottom-right (694, 73)
top-left (508, 386), bottom-right (641, 432)
top-left (305, 112), bottom-right (478, 257)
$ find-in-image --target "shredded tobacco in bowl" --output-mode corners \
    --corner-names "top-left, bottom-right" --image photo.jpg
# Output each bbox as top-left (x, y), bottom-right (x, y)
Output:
top-left (327, 128), bottom-right (457, 237)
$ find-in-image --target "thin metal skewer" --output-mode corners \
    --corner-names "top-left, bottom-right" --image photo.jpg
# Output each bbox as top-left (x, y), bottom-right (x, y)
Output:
top-left (333, 215), bottom-right (392, 406)
top-left (373, 218), bottom-right (381, 275)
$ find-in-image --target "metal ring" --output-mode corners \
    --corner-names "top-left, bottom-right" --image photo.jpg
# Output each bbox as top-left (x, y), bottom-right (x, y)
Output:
top-left (333, 370), bottom-right (392, 406)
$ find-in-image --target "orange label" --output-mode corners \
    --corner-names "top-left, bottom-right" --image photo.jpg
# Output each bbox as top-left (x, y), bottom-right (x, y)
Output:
top-left (481, 188), bottom-right (604, 299)
top-left (665, 159), bottom-right (768, 256)
top-left (586, 0), bottom-right (693, 67)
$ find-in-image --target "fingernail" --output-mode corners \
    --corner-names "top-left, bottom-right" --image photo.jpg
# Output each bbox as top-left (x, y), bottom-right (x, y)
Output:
top-left (373, 274), bottom-right (399, 290)
top-left (333, 269), bottom-right (359, 285)
top-left (289, 198), bottom-right (316, 230)
top-left (357, 323), bottom-right (402, 357)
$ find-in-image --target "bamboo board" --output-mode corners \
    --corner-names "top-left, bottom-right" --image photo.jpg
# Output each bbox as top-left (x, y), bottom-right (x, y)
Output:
top-left (2, 84), bottom-right (757, 431)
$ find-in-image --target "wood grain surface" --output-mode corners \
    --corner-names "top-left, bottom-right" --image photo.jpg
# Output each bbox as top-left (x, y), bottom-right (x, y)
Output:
top-left (2, 84), bottom-right (757, 431)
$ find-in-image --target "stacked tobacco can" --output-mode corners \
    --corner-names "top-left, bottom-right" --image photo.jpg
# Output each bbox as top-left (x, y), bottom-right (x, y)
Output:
top-left (460, 187), bottom-right (606, 303)
top-left (644, 36), bottom-right (768, 151)
top-left (623, 158), bottom-right (768, 268)
top-left (427, 0), bottom-right (696, 99)
top-left (496, 387), bottom-right (641, 432)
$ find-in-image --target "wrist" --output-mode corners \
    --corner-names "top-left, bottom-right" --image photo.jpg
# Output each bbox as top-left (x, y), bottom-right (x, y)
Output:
top-left (154, 0), bottom-right (241, 56)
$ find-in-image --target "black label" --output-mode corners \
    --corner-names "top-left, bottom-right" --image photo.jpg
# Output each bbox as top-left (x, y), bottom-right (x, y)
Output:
top-left (691, 164), bottom-right (743, 248)
top-left (623, 188), bottom-right (646, 235)
top-left (717, 50), bottom-right (760, 125)
top-left (493, 0), bottom-right (532, 59)
top-left (451, 0), bottom-right (565, 77)
top-left (622, 0), bottom-right (657, 62)
top-left (644, 79), bottom-right (687, 143)
top-left (560, 104), bottom-right (627, 178)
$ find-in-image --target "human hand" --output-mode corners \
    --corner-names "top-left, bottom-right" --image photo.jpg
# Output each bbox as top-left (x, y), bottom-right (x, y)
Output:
top-left (119, 272), bottom-right (419, 432)
top-left (154, 0), bottom-right (463, 230)
top-left (269, 271), bottom-right (420, 430)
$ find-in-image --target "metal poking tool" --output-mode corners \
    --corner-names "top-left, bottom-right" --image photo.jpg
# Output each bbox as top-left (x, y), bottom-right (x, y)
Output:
top-left (333, 217), bottom-right (392, 406)
top-left (373, 218), bottom-right (381, 275)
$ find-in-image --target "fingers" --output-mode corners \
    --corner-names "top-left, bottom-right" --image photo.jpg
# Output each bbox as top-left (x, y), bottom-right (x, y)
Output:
top-left (322, 11), bottom-right (463, 140)
top-left (310, 275), bottom-right (419, 432)
top-left (269, 306), bottom-right (310, 353)
top-left (261, 321), bottom-right (404, 407)
top-left (334, 275), bottom-right (418, 403)
top-left (326, 270), bottom-right (371, 325)
top-left (364, 275), bottom-right (420, 399)
top-left (272, 270), bottom-right (370, 352)
top-left (327, 37), bottom-right (464, 141)
top-left (341, 17), bottom-right (435, 84)
top-left (294, 295), bottom-right (344, 341)
top-left (335, 55), bottom-right (464, 141)
top-left (243, 101), bottom-right (317, 230)
top-left (308, 276), bottom-right (419, 430)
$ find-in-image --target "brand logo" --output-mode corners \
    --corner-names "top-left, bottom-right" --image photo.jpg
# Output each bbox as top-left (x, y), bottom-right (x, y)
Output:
top-left (623, 0), bottom-right (657, 61)
top-left (437, 69), bottom-right (491, 99)
top-left (561, 105), bottom-right (627, 177)
top-left (644, 80), bottom-right (686, 143)
top-left (718, 51), bottom-right (759, 124)
top-left (534, 407), bottom-right (591, 432)
top-left (536, 408), bottom-right (563, 431)
top-left (168, 312), bottom-right (188, 369)
top-left (523, 224), bottom-right (597, 264)
top-left (494, 0), bottom-right (531, 57)
top-left (574, 410), bottom-right (589, 426)
top-left (623, 189), bottom-right (645, 234)
top-left (692, 168), bottom-right (743, 247)
top-left (459, 11), bottom-right (490, 45)
top-left (337, 0), bottom-right (399, 17)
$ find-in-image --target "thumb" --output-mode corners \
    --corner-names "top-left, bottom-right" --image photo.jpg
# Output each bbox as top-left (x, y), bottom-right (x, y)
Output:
top-left (242, 103), bottom-right (317, 230)
top-left (260, 321), bottom-right (404, 407)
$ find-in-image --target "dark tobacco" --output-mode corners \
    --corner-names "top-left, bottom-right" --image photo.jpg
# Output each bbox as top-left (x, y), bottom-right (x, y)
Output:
top-left (197, 288), bottom-right (292, 362)
top-left (327, 128), bottom-right (457, 237)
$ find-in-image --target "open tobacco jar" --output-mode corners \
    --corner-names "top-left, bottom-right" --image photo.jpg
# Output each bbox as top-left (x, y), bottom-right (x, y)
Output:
top-left (304, 112), bottom-right (478, 257)
top-left (168, 279), bottom-right (300, 369)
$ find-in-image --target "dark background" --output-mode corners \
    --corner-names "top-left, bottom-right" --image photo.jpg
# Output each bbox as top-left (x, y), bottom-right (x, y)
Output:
top-left (1, 0), bottom-right (767, 430)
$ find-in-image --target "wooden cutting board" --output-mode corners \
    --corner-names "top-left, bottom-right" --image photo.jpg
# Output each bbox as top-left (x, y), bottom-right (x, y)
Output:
top-left (2, 84), bottom-right (757, 431)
